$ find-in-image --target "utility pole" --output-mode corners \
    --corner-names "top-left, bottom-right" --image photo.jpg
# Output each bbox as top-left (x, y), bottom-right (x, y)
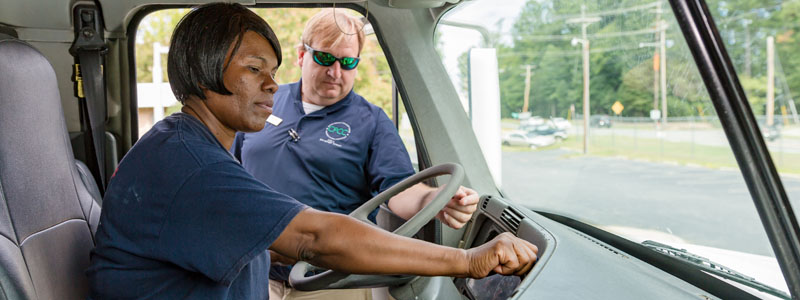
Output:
top-left (522, 65), bottom-right (534, 114)
top-left (653, 50), bottom-right (659, 124)
top-left (654, 3), bottom-right (661, 125)
top-left (659, 17), bottom-right (667, 125)
top-left (654, 1), bottom-right (668, 125)
top-left (568, 5), bottom-right (600, 155)
top-left (639, 2), bottom-right (668, 127)
top-left (582, 39), bottom-right (590, 153)
top-left (743, 19), bottom-right (752, 77)
top-left (767, 36), bottom-right (775, 127)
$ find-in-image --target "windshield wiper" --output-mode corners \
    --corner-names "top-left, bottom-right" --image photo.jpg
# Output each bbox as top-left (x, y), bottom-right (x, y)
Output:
top-left (642, 240), bottom-right (790, 300)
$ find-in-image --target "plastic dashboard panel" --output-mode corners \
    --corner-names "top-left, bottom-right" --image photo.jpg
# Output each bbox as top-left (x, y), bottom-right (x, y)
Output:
top-left (459, 195), bottom-right (725, 300)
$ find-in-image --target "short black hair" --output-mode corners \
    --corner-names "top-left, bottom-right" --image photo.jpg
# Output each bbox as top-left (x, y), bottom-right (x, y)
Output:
top-left (167, 2), bottom-right (282, 103)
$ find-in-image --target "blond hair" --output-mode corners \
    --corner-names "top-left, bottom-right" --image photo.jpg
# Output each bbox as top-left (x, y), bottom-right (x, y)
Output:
top-left (298, 8), bottom-right (365, 55)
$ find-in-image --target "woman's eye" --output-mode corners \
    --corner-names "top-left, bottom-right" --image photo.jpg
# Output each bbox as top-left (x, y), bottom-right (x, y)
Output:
top-left (248, 66), bottom-right (260, 73)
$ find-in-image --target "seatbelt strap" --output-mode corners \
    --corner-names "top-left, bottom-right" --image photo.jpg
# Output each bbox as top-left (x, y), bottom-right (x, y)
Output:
top-left (69, 3), bottom-right (107, 194)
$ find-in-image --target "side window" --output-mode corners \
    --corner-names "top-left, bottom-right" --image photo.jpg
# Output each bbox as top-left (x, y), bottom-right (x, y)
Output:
top-left (134, 7), bottom-right (417, 166)
top-left (396, 93), bottom-right (420, 171)
top-left (134, 9), bottom-right (188, 137)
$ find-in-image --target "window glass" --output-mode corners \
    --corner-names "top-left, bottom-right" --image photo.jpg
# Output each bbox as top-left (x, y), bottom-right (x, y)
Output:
top-left (706, 0), bottom-right (800, 191)
top-left (134, 7), bottom-right (414, 164)
top-left (437, 0), bottom-right (797, 294)
top-left (134, 8), bottom-right (188, 137)
top-left (396, 94), bottom-right (420, 171)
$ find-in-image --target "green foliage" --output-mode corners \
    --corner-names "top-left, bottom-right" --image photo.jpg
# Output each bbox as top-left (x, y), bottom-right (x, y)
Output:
top-left (252, 8), bottom-right (319, 85)
top-left (453, 0), bottom-right (800, 119)
top-left (135, 9), bottom-right (187, 83)
top-left (136, 7), bottom-right (394, 113)
top-left (740, 75), bottom-right (769, 115)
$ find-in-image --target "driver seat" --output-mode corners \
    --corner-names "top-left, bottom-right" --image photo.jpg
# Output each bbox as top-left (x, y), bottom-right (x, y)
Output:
top-left (0, 34), bottom-right (101, 299)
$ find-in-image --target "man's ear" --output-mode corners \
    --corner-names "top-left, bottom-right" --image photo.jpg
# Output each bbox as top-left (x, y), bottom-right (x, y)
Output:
top-left (295, 47), bottom-right (306, 67)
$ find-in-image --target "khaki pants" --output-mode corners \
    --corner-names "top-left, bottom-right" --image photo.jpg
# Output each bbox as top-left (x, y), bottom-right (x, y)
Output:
top-left (269, 279), bottom-right (373, 300)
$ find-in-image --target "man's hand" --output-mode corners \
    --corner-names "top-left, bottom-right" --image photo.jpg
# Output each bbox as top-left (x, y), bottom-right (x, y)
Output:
top-left (389, 184), bottom-right (480, 229)
top-left (465, 232), bottom-right (538, 278)
top-left (436, 186), bottom-right (479, 229)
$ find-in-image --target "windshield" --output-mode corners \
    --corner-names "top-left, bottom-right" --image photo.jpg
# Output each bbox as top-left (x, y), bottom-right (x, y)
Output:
top-left (436, 0), bottom-right (798, 294)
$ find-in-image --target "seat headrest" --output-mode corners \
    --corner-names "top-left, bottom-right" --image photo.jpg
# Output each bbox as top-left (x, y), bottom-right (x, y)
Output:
top-left (0, 33), bottom-right (15, 41)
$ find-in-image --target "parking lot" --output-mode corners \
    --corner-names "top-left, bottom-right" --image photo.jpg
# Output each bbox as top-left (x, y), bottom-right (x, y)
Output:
top-left (502, 148), bottom-right (800, 256)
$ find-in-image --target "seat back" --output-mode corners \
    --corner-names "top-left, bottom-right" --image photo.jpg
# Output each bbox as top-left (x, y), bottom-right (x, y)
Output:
top-left (0, 35), bottom-right (101, 299)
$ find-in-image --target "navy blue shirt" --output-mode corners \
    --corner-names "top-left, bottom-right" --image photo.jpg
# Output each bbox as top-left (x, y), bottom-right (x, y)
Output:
top-left (232, 81), bottom-right (414, 281)
top-left (87, 113), bottom-right (306, 299)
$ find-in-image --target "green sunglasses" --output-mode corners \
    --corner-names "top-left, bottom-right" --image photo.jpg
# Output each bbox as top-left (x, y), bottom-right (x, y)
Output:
top-left (304, 44), bottom-right (360, 70)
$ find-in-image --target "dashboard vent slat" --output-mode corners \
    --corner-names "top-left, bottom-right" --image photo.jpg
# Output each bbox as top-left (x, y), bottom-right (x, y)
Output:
top-left (500, 207), bottom-right (524, 233)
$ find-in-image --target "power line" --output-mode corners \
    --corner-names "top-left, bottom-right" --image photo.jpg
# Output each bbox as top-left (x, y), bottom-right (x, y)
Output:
top-left (497, 43), bottom-right (655, 59)
top-left (511, 27), bottom-right (660, 42)
top-left (550, 1), bottom-right (661, 22)
top-left (494, 0), bottom-right (798, 44)
top-left (715, 0), bottom-right (800, 25)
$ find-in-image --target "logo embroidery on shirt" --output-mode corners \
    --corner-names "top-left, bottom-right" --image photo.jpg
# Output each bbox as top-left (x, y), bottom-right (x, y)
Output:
top-left (320, 122), bottom-right (351, 147)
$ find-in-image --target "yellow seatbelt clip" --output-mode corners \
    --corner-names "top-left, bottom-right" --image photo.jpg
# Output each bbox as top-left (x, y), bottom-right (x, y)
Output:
top-left (73, 64), bottom-right (84, 99)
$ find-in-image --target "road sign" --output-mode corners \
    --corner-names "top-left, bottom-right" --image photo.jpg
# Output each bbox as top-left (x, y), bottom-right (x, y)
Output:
top-left (650, 109), bottom-right (661, 120)
top-left (612, 101), bottom-right (624, 115)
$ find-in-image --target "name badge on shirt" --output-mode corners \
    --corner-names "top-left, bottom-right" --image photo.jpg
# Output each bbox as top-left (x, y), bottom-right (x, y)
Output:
top-left (266, 114), bottom-right (283, 126)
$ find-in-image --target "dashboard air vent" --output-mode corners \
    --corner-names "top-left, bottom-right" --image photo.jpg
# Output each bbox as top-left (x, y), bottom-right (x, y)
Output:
top-left (500, 207), bottom-right (524, 233)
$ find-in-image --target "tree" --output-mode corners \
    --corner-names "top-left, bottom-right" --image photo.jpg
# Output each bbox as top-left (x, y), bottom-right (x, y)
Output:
top-left (135, 9), bottom-right (187, 84)
top-left (136, 7), bottom-right (396, 114)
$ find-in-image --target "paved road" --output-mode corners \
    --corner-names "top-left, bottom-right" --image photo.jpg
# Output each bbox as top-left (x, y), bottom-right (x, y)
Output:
top-left (501, 149), bottom-right (800, 256)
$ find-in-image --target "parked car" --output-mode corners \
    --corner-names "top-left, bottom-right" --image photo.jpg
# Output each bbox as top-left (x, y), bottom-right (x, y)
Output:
top-left (520, 116), bottom-right (545, 127)
top-left (763, 124), bottom-right (781, 141)
top-left (525, 131), bottom-right (557, 148)
top-left (590, 114), bottom-right (613, 128)
top-left (550, 117), bottom-right (572, 130)
top-left (528, 124), bottom-right (568, 141)
top-left (502, 131), bottom-right (530, 147)
top-left (502, 130), bottom-right (555, 148)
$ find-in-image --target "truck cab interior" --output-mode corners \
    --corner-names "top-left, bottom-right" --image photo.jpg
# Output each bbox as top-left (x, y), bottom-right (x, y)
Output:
top-left (0, 0), bottom-right (798, 299)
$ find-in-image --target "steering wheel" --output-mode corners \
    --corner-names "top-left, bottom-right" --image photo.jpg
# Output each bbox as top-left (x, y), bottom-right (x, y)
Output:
top-left (288, 163), bottom-right (465, 291)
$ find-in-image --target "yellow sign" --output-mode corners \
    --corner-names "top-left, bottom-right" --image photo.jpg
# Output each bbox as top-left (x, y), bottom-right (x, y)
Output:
top-left (653, 53), bottom-right (660, 71)
top-left (612, 101), bottom-right (624, 115)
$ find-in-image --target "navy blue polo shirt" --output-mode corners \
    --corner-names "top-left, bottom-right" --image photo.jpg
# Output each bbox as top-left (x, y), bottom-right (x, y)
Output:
top-left (87, 113), bottom-right (306, 299)
top-left (231, 81), bottom-right (415, 280)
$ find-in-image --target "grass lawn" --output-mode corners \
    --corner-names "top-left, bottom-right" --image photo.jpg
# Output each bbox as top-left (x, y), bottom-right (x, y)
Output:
top-left (554, 135), bottom-right (800, 175)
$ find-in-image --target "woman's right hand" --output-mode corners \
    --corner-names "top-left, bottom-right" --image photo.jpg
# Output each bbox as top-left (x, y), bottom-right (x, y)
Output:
top-left (465, 232), bottom-right (538, 278)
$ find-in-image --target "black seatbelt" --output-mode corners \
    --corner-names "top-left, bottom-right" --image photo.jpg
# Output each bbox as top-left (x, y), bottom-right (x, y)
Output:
top-left (69, 3), bottom-right (107, 195)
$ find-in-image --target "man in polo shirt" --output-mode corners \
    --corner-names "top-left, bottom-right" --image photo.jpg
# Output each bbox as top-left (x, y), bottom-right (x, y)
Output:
top-left (231, 9), bottom-right (481, 300)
